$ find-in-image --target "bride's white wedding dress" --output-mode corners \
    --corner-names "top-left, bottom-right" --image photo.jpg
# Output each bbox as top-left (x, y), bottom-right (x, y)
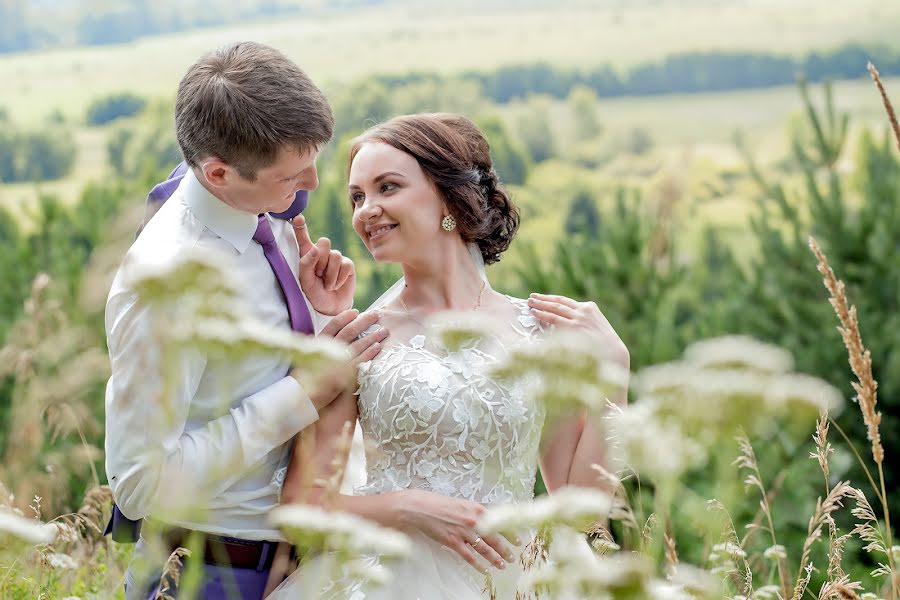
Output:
top-left (269, 293), bottom-right (546, 599)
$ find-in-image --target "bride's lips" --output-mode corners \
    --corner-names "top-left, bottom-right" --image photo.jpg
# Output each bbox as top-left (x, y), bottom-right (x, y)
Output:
top-left (368, 224), bottom-right (398, 243)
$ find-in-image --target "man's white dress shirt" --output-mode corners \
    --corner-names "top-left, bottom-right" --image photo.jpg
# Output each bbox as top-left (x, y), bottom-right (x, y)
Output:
top-left (105, 169), bottom-right (327, 541)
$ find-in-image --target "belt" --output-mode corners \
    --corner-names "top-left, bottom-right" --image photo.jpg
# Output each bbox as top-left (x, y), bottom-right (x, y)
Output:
top-left (162, 527), bottom-right (282, 571)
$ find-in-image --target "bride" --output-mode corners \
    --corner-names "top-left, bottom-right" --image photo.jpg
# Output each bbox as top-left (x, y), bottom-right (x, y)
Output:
top-left (268, 113), bottom-right (629, 598)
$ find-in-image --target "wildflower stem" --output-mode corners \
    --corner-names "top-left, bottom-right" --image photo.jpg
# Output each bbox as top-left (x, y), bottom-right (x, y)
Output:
top-left (829, 419), bottom-right (883, 506)
top-left (876, 461), bottom-right (897, 600)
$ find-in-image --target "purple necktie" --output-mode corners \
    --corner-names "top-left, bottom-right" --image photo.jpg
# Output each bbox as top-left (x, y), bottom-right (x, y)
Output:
top-left (253, 215), bottom-right (315, 335)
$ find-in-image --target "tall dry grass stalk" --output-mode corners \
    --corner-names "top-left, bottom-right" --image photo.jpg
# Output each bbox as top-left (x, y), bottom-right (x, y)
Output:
top-left (734, 433), bottom-right (790, 599)
top-left (808, 238), bottom-right (883, 466)
top-left (791, 480), bottom-right (855, 600)
top-left (809, 236), bottom-right (896, 599)
top-left (155, 547), bottom-right (191, 600)
top-left (868, 62), bottom-right (900, 154)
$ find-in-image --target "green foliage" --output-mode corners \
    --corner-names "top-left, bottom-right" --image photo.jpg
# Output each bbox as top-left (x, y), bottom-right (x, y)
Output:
top-left (476, 116), bottom-right (531, 186)
top-left (86, 93), bottom-right (147, 126)
top-left (563, 188), bottom-right (600, 237)
top-left (515, 187), bottom-right (690, 369)
top-left (516, 97), bottom-right (557, 165)
top-left (104, 115), bottom-right (180, 181)
top-left (106, 128), bottom-right (134, 174)
top-left (507, 80), bottom-right (899, 591)
top-left (728, 82), bottom-right (900, 528)
top-left (449, 44), bottom-right (900, 103)
top-left (568, 85), bottom-right (601, 142)
top-left (623, 127), bottom-right (654, 156)
top-left (16, 130), bottom-right (77, 181)
top-left (0, 129), bottom-right (16, 182)
top-left (0, 128), bottom-right (77, 183)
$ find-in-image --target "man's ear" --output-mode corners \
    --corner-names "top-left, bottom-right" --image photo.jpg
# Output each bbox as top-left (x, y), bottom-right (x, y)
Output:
top-left (199, 158), bottom-right (231, 189)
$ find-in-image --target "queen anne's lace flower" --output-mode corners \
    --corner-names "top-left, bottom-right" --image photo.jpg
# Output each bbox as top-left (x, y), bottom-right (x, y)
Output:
top-left (0, 510), bottom-right (57, 545)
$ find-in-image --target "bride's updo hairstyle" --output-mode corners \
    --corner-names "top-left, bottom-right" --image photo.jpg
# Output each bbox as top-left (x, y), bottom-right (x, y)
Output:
top-left (349, 113), bottom-right (520, 265)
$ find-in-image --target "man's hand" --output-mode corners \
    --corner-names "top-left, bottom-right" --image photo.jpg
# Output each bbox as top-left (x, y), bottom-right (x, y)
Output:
top-left (291, 308), bottom-right (389, 411)
top-left (293, 215), bottom-right (356, 316)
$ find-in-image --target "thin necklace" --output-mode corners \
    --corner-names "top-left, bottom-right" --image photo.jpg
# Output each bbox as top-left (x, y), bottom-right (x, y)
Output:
top-left (398, 280), bottom-right (487, 323)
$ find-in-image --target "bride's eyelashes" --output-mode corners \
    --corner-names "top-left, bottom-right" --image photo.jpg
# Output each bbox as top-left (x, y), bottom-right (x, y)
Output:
top-left (349, 181), bottom-right (401, 205)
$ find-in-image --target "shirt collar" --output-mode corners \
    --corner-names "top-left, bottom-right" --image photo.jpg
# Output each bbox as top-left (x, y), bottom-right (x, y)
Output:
top-left (182, 168), bottom-right (258, 254)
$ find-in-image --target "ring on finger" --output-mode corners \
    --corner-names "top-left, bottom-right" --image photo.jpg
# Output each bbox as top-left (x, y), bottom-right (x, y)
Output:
top-left (469, 535), bottom-right (483, 549)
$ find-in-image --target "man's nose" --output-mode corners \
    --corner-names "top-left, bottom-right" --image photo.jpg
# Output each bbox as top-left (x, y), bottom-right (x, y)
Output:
top-left (297, 166), bottom-right (319, 192)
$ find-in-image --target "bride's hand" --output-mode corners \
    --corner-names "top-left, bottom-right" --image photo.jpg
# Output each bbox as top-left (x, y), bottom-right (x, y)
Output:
top-left (390, 490), bottom-right (516, 574)
top-left (527, 293), bottom-right (629, 366)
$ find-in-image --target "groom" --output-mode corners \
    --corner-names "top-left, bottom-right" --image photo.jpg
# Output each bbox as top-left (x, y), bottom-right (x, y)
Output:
top-left (104, 42), bottom-right (381, 599)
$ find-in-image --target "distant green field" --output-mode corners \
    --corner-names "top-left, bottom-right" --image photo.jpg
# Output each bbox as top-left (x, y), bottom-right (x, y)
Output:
top-left (3, 73), bottom-right (896, 230)
top-left (1, 0), bottom-right (898, 125)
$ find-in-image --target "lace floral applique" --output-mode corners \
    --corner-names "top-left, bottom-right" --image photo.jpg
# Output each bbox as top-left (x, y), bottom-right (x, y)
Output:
top-left (354, 295), bottom-right (545, 504)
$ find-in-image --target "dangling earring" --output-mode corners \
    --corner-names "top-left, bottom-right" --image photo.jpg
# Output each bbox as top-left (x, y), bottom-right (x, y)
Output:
top-left (441, 215), bottom-right (457, 232)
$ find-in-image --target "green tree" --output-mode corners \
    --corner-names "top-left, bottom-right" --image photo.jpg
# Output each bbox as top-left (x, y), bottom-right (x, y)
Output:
top-left (568, 85), bottom-right (601, 141)
top-left (477, 116), bottom-right (530, 186)
top-left (516, 97), bottom-right (557, 164)
top-left (17, 130), bottom-right (77, 181)
top-left (0, 130), bottom-right (16, 182)
top-left (107, 128), bottom-right (134, 175)
top-left (563, 188), bottom-right (601, 237)
top-left (86, 92), bottom-right (147, 126)
top-left (728, 81), bottom-right (900, 527)
top-left (514, 187), bottom-right (690, 369)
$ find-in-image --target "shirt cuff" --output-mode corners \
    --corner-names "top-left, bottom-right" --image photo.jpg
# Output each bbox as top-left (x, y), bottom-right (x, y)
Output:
top-left (282, 375), bottom-right (320, 432)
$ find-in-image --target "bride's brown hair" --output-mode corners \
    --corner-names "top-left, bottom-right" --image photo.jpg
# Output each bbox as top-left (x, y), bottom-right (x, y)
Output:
top-left (348, 113), bottom-right (520, 265)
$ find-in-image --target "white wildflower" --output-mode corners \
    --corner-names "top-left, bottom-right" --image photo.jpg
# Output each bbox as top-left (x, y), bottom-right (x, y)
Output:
top-left (764, 372), bottom-right (843, 414)
top-left (752, 585), bottom-right (782, 599)
top-left (708, 541), bottom-right (746, 578)
top-left (762, 544), bottom-right (786, 562)
top-left (172, 316), bottom-right (348, 371)
top-left (270, 504), bottom-right (411, 559)
top-left (46, 552), bottom-right (79, 570)
top-left (124, 246), bottom-right (240, 305)
top-left (710, 542), bottom-right (747, 560)
top-left (478, 487), bottom-right (613, 538)
top-left (522, 534), bottom-right (653, 599)
top-left (426, 311), bottom-right (494, 352)
top-left (667, 564), bottom-right (719, 597)
top-left (0, 510), bottom-right (58, 545)
top-left (606, 400), bottom-right (706, 481)
top-left (684, 336), bottom-right (793, 373)
top-left (492, 329), bottom-right (629, 414)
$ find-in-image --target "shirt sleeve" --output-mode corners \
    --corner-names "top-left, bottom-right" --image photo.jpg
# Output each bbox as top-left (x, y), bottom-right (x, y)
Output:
top-left (309, 302), bottom-right (338, 336)
top-left (104, 290), bottom-right (319, 521)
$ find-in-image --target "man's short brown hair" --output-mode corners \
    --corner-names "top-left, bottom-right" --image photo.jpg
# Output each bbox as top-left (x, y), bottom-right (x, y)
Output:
top-left (175, 41), bottom-right (334, 181)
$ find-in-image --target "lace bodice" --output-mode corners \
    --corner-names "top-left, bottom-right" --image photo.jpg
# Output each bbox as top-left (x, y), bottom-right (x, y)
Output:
top-left (354, 295), bottom-right (545, 505)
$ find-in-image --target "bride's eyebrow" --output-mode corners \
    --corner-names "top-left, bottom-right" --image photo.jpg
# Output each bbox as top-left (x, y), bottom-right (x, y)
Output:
top-left (374, 171), bottom-right (405, 183)
top-left (348, 171), bottom-right (406, 190)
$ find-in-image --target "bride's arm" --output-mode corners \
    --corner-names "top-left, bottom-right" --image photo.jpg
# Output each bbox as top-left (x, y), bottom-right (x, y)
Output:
top-left (529, 293), bottom-right (629, 494)
top-left (280, 386), bottom-right (359, 506)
